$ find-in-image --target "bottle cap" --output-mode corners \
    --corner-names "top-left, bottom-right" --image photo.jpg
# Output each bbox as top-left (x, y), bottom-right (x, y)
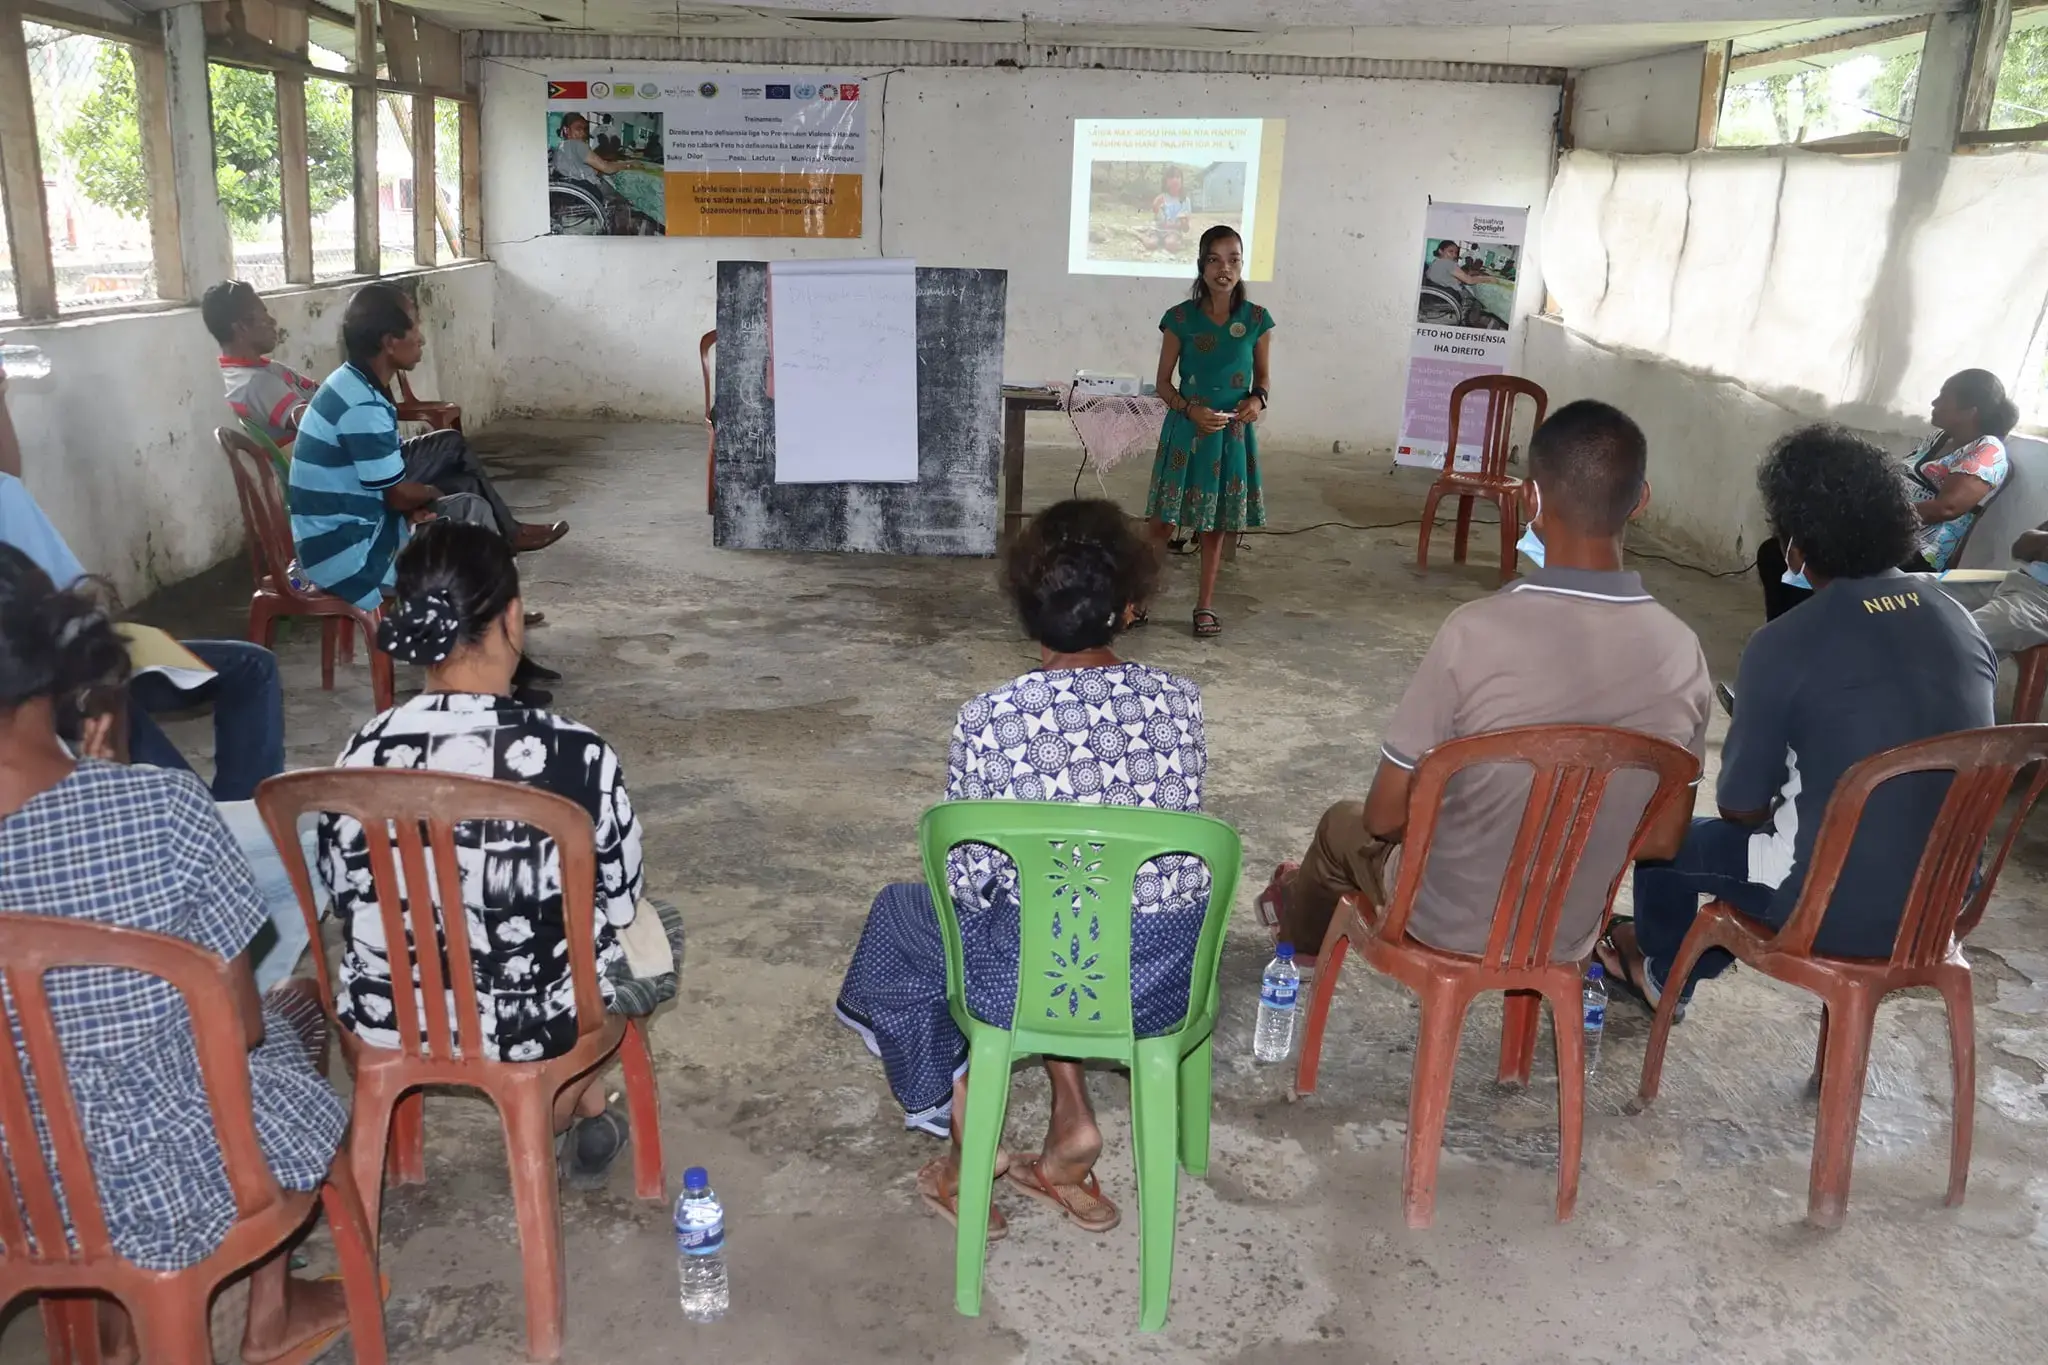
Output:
top-left (683, 1166), bottom-right (709, 1190)
top-left (1586, 963), bottom-right (1604, 980)
top-left (1276, 942), bottom-right (1294, 960)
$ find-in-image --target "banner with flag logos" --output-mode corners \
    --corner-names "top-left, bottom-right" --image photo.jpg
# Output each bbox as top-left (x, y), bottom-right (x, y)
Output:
top-left (544, 73), bottom-right (865, 238)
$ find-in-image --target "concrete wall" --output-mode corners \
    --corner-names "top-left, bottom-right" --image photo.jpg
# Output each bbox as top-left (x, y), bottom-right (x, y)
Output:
top-left (1526, 316), bottom-right (2048, 570)
top-left (481, 61), bottom-right (1562, 447)
top-left (1568, 48), bottom-right (1703, 154)
top-left (1, 263), bottom-right (495, 600)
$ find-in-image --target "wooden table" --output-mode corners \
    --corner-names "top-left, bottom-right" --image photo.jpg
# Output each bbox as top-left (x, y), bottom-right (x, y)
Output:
top-left (1002, 385), bottom-right (1063, 541)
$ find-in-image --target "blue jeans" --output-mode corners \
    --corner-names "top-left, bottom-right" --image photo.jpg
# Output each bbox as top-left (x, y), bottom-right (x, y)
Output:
top-left (128, 640), bottom-right (284, 803)
top-left (1632, 817), bottom-right (1781, 1002)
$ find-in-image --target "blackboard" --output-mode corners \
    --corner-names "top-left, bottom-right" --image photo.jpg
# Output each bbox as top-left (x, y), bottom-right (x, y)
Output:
top-left (712, 261), bottom-right (1007, 555)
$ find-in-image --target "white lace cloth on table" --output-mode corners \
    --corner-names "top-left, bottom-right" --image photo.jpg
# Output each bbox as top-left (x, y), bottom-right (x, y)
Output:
top-left (1047, 383), bottom-right (1169, 478)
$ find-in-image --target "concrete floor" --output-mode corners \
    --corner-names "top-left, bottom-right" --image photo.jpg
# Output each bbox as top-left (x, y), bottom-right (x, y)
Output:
top-left (8, 420), bottom-right (2048, 1364)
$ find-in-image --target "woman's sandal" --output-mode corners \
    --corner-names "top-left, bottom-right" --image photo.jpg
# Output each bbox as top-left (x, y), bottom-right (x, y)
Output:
top-left (1005, 1156), bottom-right (1121, 1234)
top-left (918, 1155), bottom-right (1010, 1243)
top-left (1193, 607), bottom-right (1222, 638)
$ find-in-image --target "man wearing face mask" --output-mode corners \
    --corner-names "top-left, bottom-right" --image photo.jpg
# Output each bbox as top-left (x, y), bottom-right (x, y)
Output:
top-left (1255, 401), bottom-right (1712, 968)
top-left (1598, 425), bottom-right (1995, 1016)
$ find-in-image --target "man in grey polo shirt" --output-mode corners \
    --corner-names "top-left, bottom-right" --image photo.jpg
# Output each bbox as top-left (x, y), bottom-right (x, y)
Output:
top-left (1602, 425), bottom-right (1996, 1011)
top-left (1258, 400), bottom-right (1713, 962)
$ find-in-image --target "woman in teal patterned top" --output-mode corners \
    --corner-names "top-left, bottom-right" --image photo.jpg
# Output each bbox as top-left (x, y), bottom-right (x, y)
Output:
top-left (1145, 225), bottom-right (1275, 637)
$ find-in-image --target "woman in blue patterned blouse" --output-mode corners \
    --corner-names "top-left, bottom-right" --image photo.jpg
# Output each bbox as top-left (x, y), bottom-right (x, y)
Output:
top-left (0, 545), bottom-right (353, 1364)
top-left (837, 500), bottom-right (1211, 1240)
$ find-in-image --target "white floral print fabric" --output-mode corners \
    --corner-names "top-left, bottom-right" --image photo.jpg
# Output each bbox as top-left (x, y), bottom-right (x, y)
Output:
top-left (319, 692), bottom-right (644, 1061)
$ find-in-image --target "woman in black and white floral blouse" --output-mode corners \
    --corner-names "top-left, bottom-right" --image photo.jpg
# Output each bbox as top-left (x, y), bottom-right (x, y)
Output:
top-left (320, 520), bottom-right (679, 1183)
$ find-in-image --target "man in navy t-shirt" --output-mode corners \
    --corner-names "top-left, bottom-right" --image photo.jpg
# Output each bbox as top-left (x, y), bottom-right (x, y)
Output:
top-left (1600, 424), bottom-right (1996, 1010)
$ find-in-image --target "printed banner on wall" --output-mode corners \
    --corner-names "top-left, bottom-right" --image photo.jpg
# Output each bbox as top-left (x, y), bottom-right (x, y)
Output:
top-left (1394, 201), bottom-right (1528, 471)
top-left (544, 74), bottom-right (865, 238)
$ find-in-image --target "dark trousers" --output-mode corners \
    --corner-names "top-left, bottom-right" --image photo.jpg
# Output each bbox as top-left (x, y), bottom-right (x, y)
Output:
top-left (1632, 817), bottom-right (1780, 1001)
top-left (127, 639), bottom-right (284, 802)
top-left (401, 430), bottom-right (516, 538)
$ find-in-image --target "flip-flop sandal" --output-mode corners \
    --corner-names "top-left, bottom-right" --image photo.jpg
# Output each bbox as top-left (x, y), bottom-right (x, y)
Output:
top-left (1253, 862), bottom-right (1318, 971)
top-left (1005, 1156), bottom-right (1121, 1234)
top-left (244, 1273), bottom-right (391, 1365)
top-left (1595, 921), bottom-right (1685, 1024)
top-left (1192, 608), bottom-right (1222, 638)
top-left (918, 1159), bottom-right (1007, 1243)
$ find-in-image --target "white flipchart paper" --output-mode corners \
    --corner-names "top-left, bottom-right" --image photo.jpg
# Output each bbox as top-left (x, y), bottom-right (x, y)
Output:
top-left (770, 258), bottom-right (919, 484)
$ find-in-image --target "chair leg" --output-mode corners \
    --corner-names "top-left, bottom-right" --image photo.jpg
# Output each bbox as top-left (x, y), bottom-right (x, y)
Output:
top-left (1497, 495), bottom-right (1520, 588)
top-left (1131, 1039), bottom-right (1182, 1332)
top-left (38, 1295), bottom-right (101, 1365)
top-left (1404, 982), bottom-right (1473, 1229)
top-left (321, 1161), bottom-right (391, 1365)
top-left (1547, 983), bottom-right (1585, 1222)
top-left (388, 1091), bottom-right (427, 1185)
top-left (620, 1018), bottom-right (668, 1200)
top-left (1497, 989), bottom-right (1542, 1087)
top-left (349, 1075), bottom-right (402, 1243)
top-left (1808, 988), bottom-right (1878, 1229)
top-left (129, 1283), bottom-right (214, 1365)
top-left (320, 618), bottom-right (339, 692)
top-left (1939, 967), bottom-right (1976, 1208)
top-left (1452, 495), bottom-right (1474, 564)
top-left (1291, 925), bottom-right (1352, 1097)
top-left (502, 1087), bottom-right (569, 1360)
top-left (953, 1030), bottom-right (1015, 1319)
top-left (1176, 1034), bottom-right (1214, 1178)
top-left (1634, 920), bottom-right (1717, 1110)
top-left (1416, 485), bottom-right (1445, 571)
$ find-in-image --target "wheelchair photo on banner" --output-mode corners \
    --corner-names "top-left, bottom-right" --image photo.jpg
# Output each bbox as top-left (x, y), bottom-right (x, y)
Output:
top-left (547, 110), bottom-right (667, 236)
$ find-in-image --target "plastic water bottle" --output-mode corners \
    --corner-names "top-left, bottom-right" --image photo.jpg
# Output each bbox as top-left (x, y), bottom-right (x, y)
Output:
top-left (1582, 963), bottom-right (1608, 1078)
top-left (1254, 943), bottom-right (1301, 1063)
top-left (674, 1167), bottom-right (728, 1322)
top-left (0, 344), bottom-right (50, 380)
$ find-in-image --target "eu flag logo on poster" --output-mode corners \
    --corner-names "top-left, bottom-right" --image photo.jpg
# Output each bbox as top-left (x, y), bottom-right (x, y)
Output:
top-left (766, 84), bottom-right (790, 99)
top-left (547, 81), bottom-right (588, 99)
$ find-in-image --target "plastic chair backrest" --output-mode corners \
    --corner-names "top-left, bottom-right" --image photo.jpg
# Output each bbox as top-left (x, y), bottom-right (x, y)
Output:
top-left (0, 913), bottom-right (288, 1266)
top-left (1382, 725), bottom-right (1700, 970)
top-left (1444, 375), bottom-right (1548, 481)
top-left (217, 425), bottom-right (297, 589)
top-left (254, 768), bottom-right (608, 1059)
top-left (700, 330), bottom-right (716, 425)
top-left (1769, 725), bottom-right (2048, 964)
top-left (918, 801), bottom-right (1243, 1058)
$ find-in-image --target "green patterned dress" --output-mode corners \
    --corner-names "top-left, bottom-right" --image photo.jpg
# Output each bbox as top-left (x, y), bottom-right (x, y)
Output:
top-left (1145, 299), bottom-right (1275, 533)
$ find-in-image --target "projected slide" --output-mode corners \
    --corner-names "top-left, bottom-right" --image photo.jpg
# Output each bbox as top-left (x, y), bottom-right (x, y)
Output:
top-left (1068, 119), bottom-right (1285, 280)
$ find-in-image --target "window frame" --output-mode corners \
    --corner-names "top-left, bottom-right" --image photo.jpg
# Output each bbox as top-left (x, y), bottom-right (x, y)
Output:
top-left (0, 0), bottom-right (478, 323)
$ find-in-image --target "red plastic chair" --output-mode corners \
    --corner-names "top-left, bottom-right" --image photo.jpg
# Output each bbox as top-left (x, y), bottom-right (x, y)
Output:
top-left (394, 371), bottom-right (463, 433)
top-left (216, 427), bottom-right (395, 712)
top-left (1293, 724), bottom-right (1699, 1228)
top-left (1415, 375), bottom-right (1548, 587)
top-left (0, 913), bottom-right (386, 1365)
top-left (2012, 643), bottom-right (2048, 723)
top-left (256, 768), bottom-right (666, 1361)
top-left (701, 330), bottom-right (717, 513)
top-left (1635, 725), bottom-right (2048, 1228)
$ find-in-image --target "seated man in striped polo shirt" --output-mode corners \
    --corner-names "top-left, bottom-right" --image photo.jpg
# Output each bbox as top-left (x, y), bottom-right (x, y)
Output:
top-left (290, 283), bottom-right (563, 699)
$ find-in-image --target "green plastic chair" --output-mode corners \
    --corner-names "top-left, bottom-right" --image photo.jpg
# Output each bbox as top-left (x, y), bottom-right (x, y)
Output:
top-left (918, 800), bottom-right (1244, 1331)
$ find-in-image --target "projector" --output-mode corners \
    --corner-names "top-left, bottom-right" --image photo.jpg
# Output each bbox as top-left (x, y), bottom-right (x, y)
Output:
top-left (1073, 371), bottom-right (1141, 396)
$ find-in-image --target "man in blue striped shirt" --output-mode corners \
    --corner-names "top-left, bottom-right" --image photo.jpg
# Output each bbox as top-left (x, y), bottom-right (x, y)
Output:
top-left (289, 284), bottom-right (566, 612)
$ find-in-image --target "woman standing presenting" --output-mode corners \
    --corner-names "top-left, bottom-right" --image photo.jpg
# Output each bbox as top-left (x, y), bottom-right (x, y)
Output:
top-left (1146, 225), bottom-right (1275, 638)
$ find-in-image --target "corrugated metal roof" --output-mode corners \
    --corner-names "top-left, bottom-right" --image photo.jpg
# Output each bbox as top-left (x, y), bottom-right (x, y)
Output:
top-left (476, 31), bottom-right (1565, 83)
